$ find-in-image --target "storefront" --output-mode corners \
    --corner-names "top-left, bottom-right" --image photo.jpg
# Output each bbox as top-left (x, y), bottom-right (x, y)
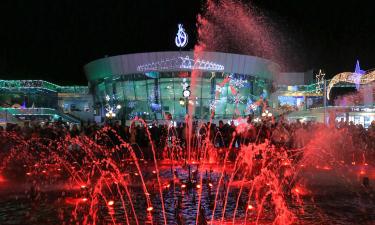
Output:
top-left (335, 107), bottom-right (375, 128)
top-left (286, 106), bottom-right (375, 128)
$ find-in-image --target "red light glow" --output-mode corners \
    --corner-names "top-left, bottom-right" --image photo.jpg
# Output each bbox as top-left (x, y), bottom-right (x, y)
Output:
top-left (322, 166), bottom-right (331, 170)
top-left (107, 200), bottom-right (114, 206)
top-left (292, 185), bottom-right (309, 196)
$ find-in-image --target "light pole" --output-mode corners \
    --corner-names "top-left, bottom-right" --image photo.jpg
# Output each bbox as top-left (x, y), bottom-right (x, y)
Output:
top-left (261, 109), bottom-right (272, 118)
top-left (323, 79), bottom-right (327, 125)
top-left (179, 97), bottom-right (188, 116)
top-left (182, 89), bottom-right (191, 115)
top-left (105, 111), bottom-right (116, 120)
top-left (104, 94), bottom-right (121, 121)
top-left (261, 109), bottom-right (273, 122)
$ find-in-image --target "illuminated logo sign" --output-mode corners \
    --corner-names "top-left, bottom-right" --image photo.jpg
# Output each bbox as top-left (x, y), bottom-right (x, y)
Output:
top-left (137, 56), bottom-right (224, 72)
top-left (175, 24), bottom-right (188, 48)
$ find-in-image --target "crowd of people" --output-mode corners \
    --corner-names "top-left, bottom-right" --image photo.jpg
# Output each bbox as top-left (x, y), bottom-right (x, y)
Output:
top-left (1, 115), bottom-right (375, 163)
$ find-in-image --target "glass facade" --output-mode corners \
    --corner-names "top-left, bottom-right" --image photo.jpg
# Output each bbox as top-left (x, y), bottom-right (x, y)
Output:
top-left (92, 71), bottom-right (272, 121)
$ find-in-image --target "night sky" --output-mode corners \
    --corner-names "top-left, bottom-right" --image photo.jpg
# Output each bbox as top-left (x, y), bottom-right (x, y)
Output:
top-left (0, 0), bottom-right (375, 85)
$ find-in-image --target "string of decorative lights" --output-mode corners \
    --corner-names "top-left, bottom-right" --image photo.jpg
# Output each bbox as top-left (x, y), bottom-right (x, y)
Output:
top-left (137, 56), bottom-right (224, 72)
top-left (327, 70), bottom-right (375, 99)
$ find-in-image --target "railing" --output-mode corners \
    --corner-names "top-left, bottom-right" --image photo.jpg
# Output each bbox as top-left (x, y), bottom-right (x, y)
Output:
top-left (0, 107), bottom-right (80, 124)
top-left (0, 107), bottom-right (56, 115)
top-left (0, 80), bottom-right (89, 94)
top-left (0, 80), bottom-right (59, 91)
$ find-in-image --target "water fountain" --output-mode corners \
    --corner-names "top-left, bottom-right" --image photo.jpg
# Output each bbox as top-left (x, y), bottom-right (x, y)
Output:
top-left (0, 1), bottom-right (374, 224)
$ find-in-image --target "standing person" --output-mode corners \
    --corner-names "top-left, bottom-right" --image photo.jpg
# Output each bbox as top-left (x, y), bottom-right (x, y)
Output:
top-left (123, 125), bottom-right (130, 142)
top-left (113, 121), bottom-right (122, 136)
top-left (150, 121), bottom-right (160, 145)
top-left (216, 120), bottom-right (226, 148)
top-left (70, 124), bottom-right (80, 138)
top-left (228, 121), bottom-right (237, 147)
top-left (22, 121), bottom-right (33, 140)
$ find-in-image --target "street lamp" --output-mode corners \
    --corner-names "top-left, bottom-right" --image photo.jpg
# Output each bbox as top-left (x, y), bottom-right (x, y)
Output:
top-left (253, 117), bottom-right (261, 123)
top-left (104, 94), bottom-right (121, 120)
top-left (262, 110), bottom-right (272, 118)
top-left (106, 111), bottom-right (116, 119)
top-left (182, 89), bottom-right (191, 115)
top-left (179, 98), bottom-right (185, 106)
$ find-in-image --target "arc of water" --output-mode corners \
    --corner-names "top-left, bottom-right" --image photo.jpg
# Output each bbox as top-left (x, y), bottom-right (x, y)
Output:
top-left (133, 118), bottom-right (168, 225)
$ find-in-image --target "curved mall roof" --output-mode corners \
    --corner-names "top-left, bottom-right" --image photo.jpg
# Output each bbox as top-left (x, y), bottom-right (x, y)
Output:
top-left (84, 51), bottom-right (280, 82)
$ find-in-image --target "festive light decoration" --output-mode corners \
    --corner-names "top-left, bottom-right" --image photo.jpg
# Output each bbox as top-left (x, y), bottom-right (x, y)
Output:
top-left (209, 100), bottom-right (219, 110)
top-left (181, 78), bottom-right (191, 98)
top-left (327, 69), bottom-right (375, 99)
top-left (150, 103), bottom-right (161, 112)
top-left (148, 92), bottom-right (157, 103)
top-left (175, 24), bottom-right (188, 48)
top-left (315, 69), bottom-right (325, 84)
top-left (128, 101), bottom-right (136, 109)
top-left (104, 94), bottom-right (120, 119)
top-left (137, 56), bottom-right (224, 72)
top-left (353, 60), bottom-right (365, 90)
top-left (0, 80), bottom-right (88, 94)
top-left (315, 69), bottom-right (325, 94)
top-left (181, 78), bottom-right (189, 90)
top-left (230, 94), bottom-right (246, 105)
top-left (229, 74), bottom-right (248, 89)
top-left (246, 98), bottom-right (258, 113)
top-left (215, 85), bottom-right (223, 94)
top-left (128, 111), bottom-right (150, 119)
top-left (261, 109), bottom-right (272, 117)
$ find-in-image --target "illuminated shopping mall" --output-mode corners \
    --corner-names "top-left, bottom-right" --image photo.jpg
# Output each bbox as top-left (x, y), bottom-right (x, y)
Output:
top-left (1, 53), bottom-right (374, 128)
top-left (84, 51), bottom-right (282, 121)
